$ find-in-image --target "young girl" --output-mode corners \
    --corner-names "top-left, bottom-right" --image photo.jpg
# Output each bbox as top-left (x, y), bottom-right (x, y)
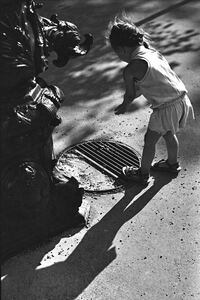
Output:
top-left (106, 16), bottom-right (195, 185)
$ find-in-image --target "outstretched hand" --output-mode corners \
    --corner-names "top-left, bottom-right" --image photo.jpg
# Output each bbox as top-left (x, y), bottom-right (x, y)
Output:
top-left (114, 103), bottom-right (127, 115)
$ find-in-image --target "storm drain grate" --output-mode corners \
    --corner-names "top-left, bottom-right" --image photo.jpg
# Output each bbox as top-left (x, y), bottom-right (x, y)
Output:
top-left (74, 140), bottom-right (140, 179)
top-left (54, 139), bottom-right (141, 192)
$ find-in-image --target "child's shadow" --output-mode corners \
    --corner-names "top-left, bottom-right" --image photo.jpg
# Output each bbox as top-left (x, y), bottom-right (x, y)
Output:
top-left (1, 172), bottom-right (174, 299)
top-left (30, 171), bottom-right (173, 299)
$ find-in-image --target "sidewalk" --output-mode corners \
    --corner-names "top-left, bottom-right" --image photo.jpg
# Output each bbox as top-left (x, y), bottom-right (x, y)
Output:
top-left (1, 1), bottom-right (200, 299)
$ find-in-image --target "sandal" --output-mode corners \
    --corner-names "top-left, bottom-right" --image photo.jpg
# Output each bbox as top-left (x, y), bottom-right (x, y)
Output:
top-left (151, 159), bottom-right (181, 174)
top-left (122, 166), bottom-right (150, 185)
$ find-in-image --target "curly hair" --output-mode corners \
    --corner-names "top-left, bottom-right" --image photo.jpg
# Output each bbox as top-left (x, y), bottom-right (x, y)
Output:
top-left (106, 14), bottom-right (151, 49)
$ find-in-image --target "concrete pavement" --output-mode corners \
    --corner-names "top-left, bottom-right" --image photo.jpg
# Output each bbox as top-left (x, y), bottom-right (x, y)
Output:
top-left (1, 1), bottom-right (200, 299)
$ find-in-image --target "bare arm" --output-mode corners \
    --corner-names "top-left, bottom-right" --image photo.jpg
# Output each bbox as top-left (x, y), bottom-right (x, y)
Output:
top-left (115, 59), bottom-right (148, 114)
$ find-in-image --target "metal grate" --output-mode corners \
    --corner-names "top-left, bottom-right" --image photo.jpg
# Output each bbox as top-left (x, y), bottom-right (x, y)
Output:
top-left (67, 140), bottom-right (140, 180)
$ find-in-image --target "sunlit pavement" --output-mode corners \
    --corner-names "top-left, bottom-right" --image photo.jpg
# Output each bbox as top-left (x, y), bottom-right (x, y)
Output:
top-left (1, 1), bottom-right (200, 299)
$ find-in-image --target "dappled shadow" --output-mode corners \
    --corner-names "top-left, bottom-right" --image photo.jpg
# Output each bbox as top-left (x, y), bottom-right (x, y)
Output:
top-left (144, 21), bottom-right (200, 56)
top-left (1, 172), bottom-right (174, 299)
top-left (38, 0), bottom-right (200, 148)
top-left (1, 2), bottom-right (200, 299)
top-left (41, 0), bottom-right (200, 105)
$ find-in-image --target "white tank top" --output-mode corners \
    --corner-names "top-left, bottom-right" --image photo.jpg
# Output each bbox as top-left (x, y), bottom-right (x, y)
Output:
top-left (131, 46), bottom-right (187, 108)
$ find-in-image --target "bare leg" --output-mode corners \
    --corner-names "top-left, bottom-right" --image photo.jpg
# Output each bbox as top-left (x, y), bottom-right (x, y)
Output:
top-left (163, 131), bottom-right (179, 164)
top-left (140, 129), bottom-right (161, 174)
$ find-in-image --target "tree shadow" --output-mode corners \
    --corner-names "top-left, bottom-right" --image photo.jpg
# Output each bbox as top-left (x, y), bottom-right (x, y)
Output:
top-left (144, 21), bottom-right (200, 56)
top-left (1, 1), bottom-right (200, 298)
top-left (40, 0), bottom-right (200, 106)
top-left (37, 0), bottom-right (200, 150)
top-left (1, 172), bottom-right (174, 299)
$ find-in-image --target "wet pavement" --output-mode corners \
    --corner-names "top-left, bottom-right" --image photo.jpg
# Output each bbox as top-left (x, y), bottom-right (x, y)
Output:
top-left (1, 1), bottom-right (200, 299)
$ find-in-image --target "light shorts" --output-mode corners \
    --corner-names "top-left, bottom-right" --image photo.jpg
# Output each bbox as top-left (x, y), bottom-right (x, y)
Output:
top-left (148, 94), bottom-right (195, 135)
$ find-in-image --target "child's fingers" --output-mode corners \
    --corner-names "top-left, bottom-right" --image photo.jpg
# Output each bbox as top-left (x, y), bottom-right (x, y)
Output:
top-left (115, 110), bottom-right (123, 115)
top-left (114, 105), bottom-right (126, 115)
top-left (114, 105), bottom-right (120, 112)
top-left (114, 104), bottom-right (124, 111)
